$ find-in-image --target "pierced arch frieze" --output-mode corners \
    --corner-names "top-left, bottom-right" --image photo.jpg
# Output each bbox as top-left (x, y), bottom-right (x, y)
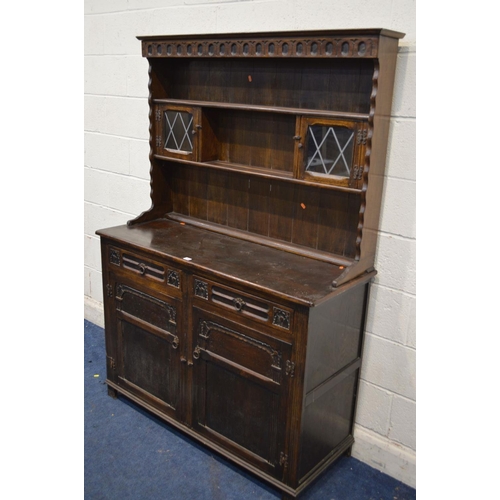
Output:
top-left (142, 36), bottom-right (378, 59)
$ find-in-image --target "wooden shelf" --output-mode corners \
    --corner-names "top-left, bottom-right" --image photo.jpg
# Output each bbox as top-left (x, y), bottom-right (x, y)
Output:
top-left (204, 159), bottom-right (294, 179)
top-left (153, 155), bottom-right (364, 194)
top-left (153, 98), bottom-right (369, 121)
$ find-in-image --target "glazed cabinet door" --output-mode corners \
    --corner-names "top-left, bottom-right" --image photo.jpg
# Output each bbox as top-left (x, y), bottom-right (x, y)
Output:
top-left (295, 116), bottom-right (368, 189)
top-left (109, 277), bottom-right (183, 421)
top-left (154, 102), bottom-right (201, 161)
top-left (191, 307), bottom-right (293, 481)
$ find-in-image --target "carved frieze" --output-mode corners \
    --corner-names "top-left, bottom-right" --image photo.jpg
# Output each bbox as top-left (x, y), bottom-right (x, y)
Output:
top-left (272, 308), bottom-right (290, 330)
top-left (109, 248), bottom-right (121, 266)
top-left (167, 270), bottom-right (180, 288)
top-left (194, 279), bottom-right (209, 299)
top-left (141, 36), bottom-right (378, 59)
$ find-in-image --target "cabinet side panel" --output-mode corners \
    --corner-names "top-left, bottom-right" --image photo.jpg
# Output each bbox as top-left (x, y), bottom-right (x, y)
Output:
top-left (99, 240), bottom-right (118, 385)
top-left (298, 282), bottom-right (369, 481)
top-left (298, 370), bottom-right (358, 480)
top-left (359, 36), bottom-right (400, 264)
top-left (304, 284), bottom-right (366, 393)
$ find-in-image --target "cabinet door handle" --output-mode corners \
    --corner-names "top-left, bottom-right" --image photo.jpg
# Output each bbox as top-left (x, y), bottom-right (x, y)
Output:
top-left (171, 336), bottom-right (179, 349)
top-left (193, 346), bottom-right (201, 360)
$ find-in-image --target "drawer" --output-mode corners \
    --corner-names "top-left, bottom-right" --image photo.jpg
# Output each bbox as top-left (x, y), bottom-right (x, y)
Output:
top-left (107, 245), bottom-right (183, 298)
top-left (192, 276), bottom-right (293, 333)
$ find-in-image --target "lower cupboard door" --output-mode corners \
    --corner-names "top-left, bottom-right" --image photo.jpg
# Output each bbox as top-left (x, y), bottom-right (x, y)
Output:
top-left (191, 308), bottom-right (292, 480)
top-left (114, 283), bottom-right (181, 420)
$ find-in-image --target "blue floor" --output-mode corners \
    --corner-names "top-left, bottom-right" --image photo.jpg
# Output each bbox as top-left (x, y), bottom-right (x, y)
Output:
top-left (84, 320), bottom-right (416, 500)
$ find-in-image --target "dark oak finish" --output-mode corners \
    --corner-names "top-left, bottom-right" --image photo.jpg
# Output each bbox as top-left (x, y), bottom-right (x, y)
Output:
top-left (97, 28), bottom-right (404, 499)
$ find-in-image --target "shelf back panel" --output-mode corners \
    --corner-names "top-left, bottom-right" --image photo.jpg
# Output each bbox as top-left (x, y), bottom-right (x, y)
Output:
top-left (152, 58), bottom-right (374, 114)
top-left (168, 163), bottom-right (359, 259)
top-left (203, 109), bottom-right (295, 173)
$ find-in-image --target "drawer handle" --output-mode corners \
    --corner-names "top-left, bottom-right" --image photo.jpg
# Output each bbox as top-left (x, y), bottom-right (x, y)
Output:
top-left (193, 346), bottom-right (201, 360)
top-left (138, 263), bottom-right (146, 275)
top-left (171, 336), bottom-right (179, 349)
top-left (233, 297), bottom-right (246, 312)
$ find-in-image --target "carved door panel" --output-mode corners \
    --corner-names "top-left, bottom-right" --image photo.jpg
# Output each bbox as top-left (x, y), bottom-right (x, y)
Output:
top-left (191, 307), bottom-right (293, 480)
top-left (111, 280), bottom-right (182, 421)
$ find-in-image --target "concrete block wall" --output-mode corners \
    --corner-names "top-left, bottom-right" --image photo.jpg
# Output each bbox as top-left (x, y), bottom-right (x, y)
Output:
top-left (84, 0), bottom-right (416, 488)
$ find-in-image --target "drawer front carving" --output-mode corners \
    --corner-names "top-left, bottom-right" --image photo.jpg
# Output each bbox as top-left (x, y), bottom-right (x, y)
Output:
top-left (193, 277), bottom-right (293, 333)
top-left (108, 246), bottom-right (183, 297)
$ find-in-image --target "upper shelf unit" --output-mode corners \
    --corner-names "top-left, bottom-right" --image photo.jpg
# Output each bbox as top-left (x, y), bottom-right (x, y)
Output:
top-left (132, 29), bottom-right (404, 280)
top-left (138, 30), bottom-right (405, 193)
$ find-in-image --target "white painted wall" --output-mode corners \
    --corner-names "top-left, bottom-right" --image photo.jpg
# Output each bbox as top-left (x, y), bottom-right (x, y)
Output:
top-left (84, 0), bottom-right (416, 488)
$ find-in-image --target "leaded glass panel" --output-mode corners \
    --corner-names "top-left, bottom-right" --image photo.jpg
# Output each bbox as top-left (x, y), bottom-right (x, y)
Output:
top-left (304, 125), bottom-right (354, 177)
top-left (164, 111), bottom-right (194, 153)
